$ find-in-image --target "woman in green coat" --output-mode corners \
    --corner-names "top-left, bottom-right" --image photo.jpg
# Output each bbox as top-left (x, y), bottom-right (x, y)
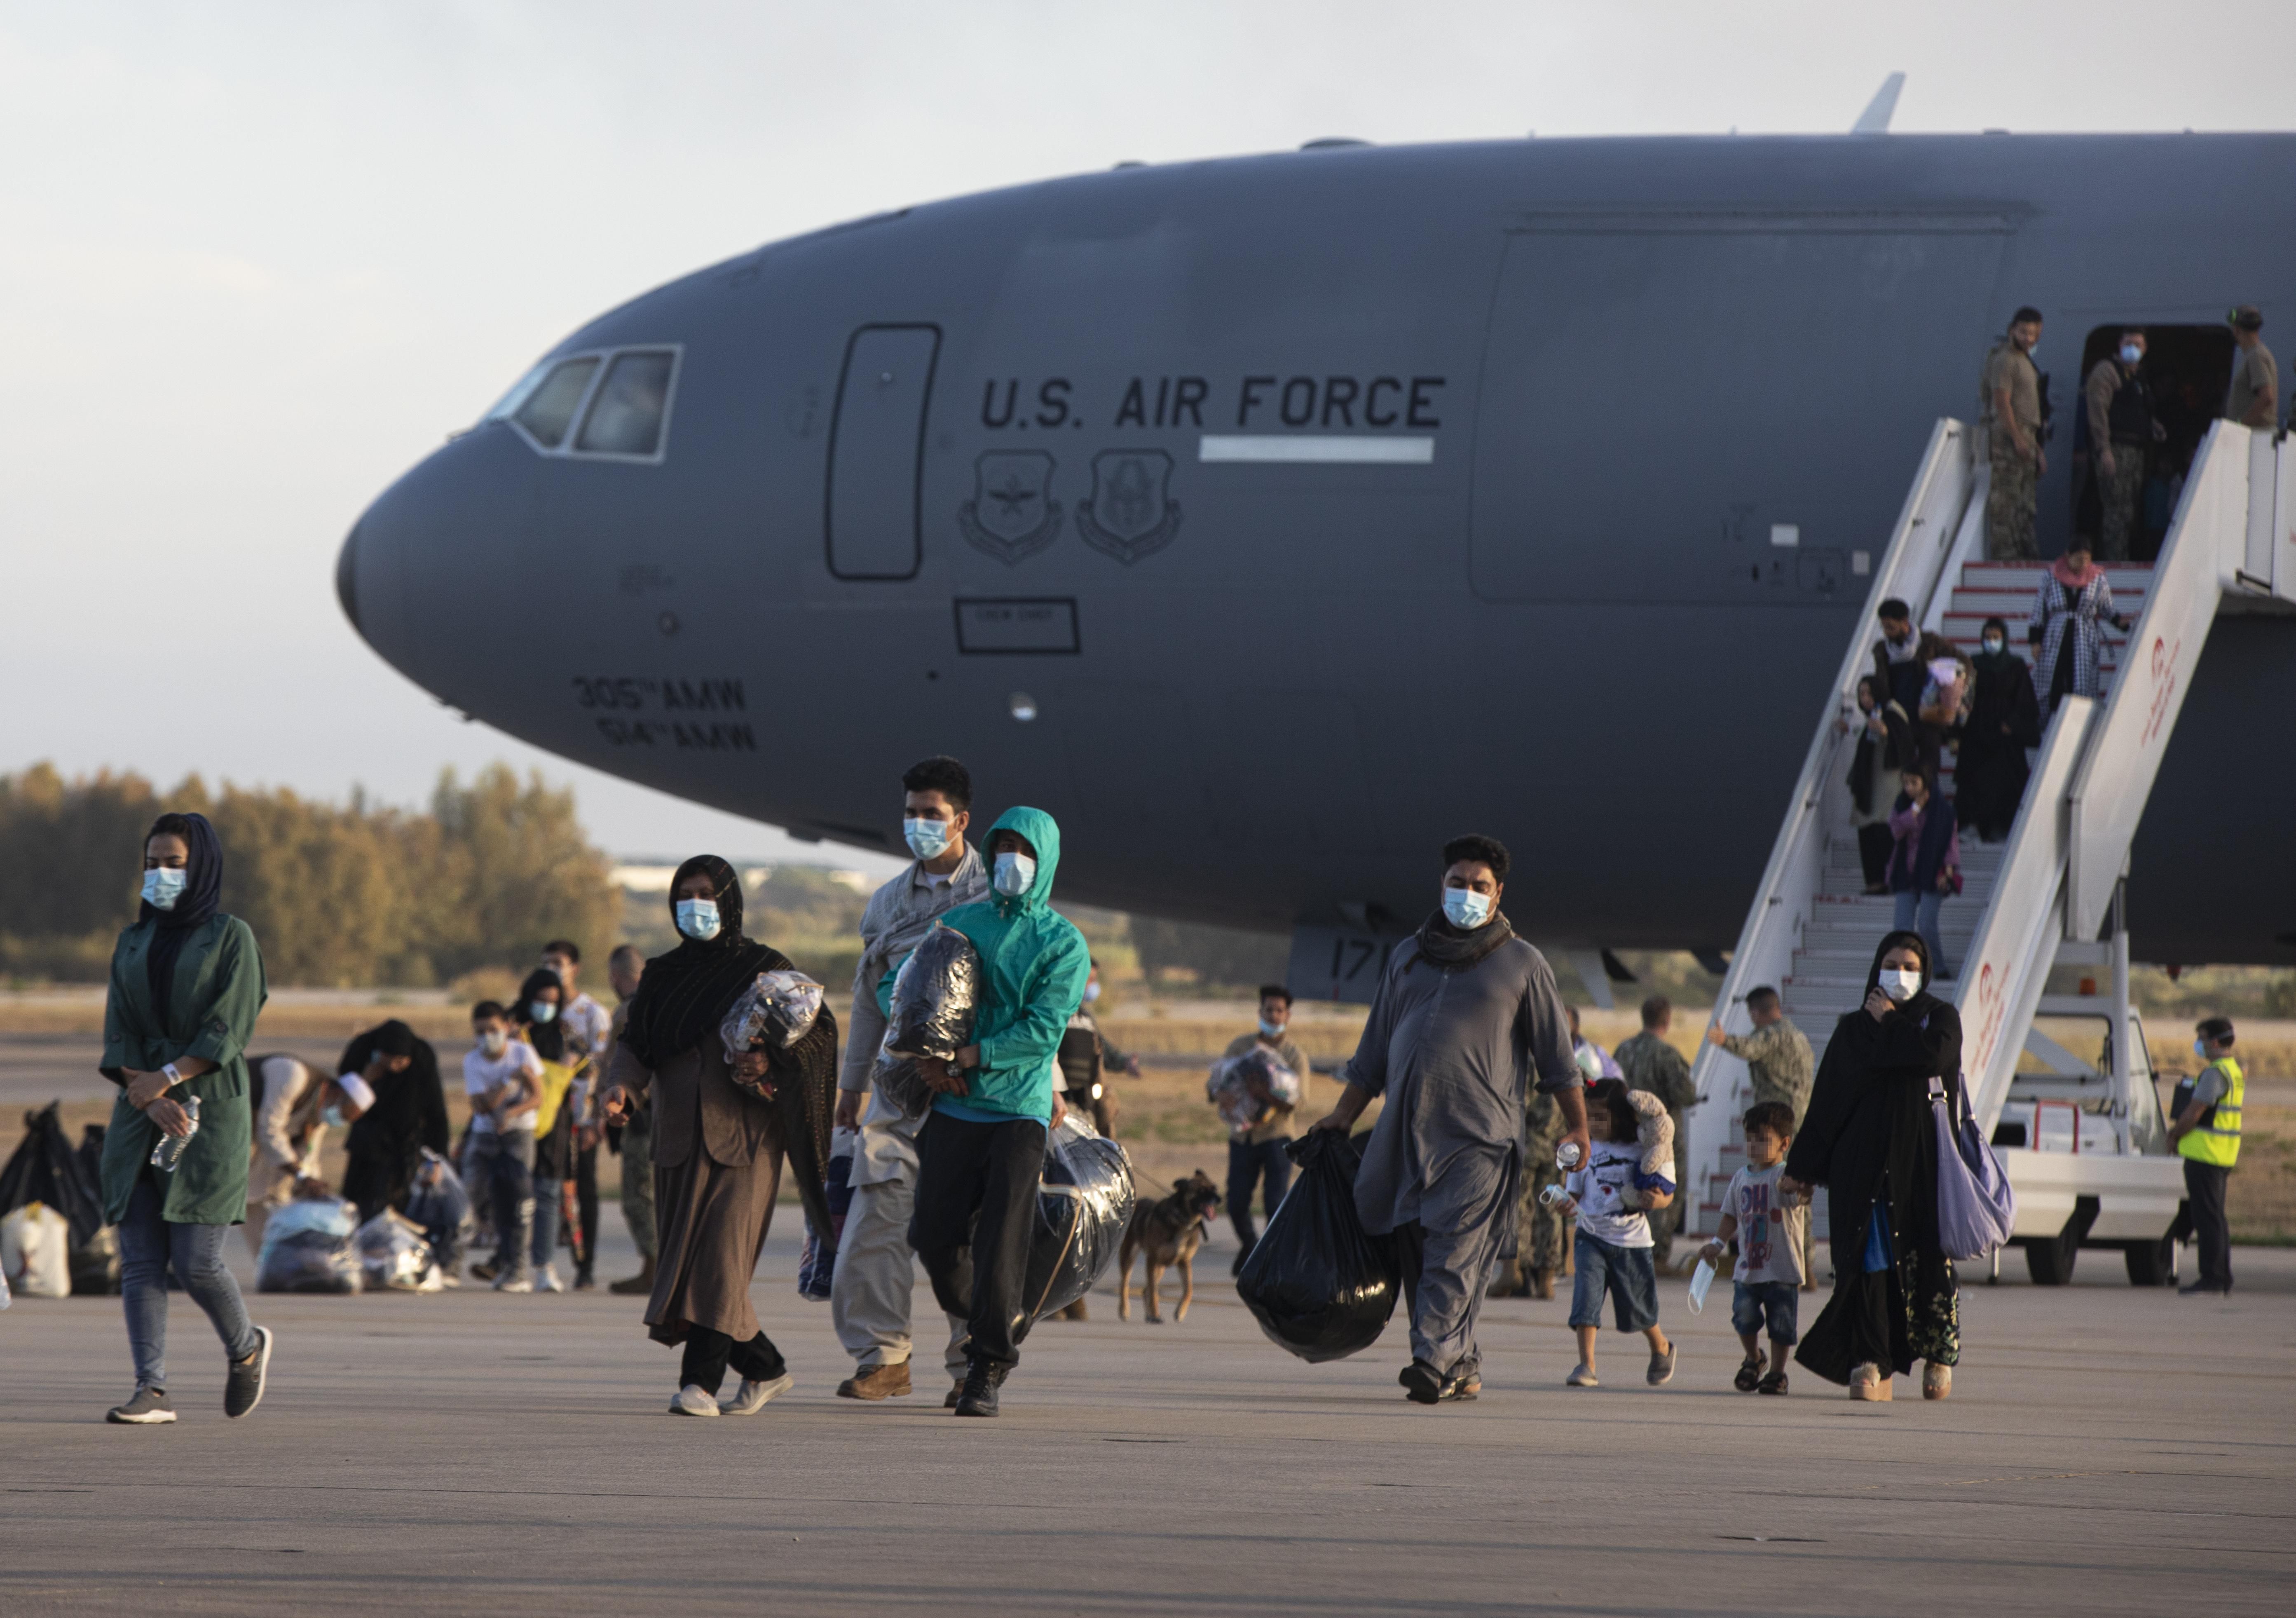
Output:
top-left (97, 811), bottom-right (274, 1426)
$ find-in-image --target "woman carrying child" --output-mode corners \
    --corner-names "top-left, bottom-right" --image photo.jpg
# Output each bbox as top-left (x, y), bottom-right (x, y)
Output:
top-left (1780, 931), bottom-right (1963, 1402)
top-left (1559, 1077), bottom-right (1676, 1389)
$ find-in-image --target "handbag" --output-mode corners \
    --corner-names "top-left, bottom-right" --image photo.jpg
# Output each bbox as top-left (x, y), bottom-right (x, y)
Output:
top-left (1930, 1077), bottom-right (2016, 1260)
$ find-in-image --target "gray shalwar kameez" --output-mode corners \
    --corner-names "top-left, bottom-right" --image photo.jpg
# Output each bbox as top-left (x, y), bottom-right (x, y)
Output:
top-left (1345, 932), bottom-right (1579, 1377)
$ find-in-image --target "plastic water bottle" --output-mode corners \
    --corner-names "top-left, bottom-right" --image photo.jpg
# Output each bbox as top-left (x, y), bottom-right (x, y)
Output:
top-left (1687, 1255), bottom-right (1717, 1314)
top-left (1554, 1140), bottom-right (1582, 1172)
top-left (149, 1095), bottom-right (200, 1174)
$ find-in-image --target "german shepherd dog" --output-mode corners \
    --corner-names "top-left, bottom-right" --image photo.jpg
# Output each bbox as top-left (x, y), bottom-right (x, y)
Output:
top-left (1117, 1170), bottom-right (1224, 1323)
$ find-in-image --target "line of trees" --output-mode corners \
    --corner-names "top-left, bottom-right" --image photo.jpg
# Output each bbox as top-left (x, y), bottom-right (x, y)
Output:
top-left (0, 762), bottom-right (620, 987)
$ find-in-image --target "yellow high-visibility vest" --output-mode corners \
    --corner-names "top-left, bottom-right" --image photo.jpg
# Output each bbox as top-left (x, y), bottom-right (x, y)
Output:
top-left (2176, 1057), bottom-right (2244, 1169)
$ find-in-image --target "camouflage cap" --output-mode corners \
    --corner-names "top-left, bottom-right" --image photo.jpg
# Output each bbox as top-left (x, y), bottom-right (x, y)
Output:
top-left (2228, 305), bottom-right (2263, 331)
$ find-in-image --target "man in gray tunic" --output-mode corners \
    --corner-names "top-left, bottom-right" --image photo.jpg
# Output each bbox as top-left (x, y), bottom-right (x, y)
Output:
top-left (1313, 835), bottom-right (1586, 1405)
top-left (829, 756), bottom-right (989, 1404)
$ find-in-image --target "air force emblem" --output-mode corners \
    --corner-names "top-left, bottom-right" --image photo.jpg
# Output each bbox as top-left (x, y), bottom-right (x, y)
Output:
top-left (1075, 449), bottom-right (1181, 565)
top-left (958, 450), bottom-right (1063, 565)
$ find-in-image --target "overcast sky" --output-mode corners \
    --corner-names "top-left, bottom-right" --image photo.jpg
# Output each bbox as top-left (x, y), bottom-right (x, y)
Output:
top-left (2, 0), bottom-right (2288, 865)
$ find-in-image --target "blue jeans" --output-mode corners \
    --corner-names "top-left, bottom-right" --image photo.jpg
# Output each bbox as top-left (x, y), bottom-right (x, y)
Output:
top-left (1226, 1136), bottom-right (1293, 1250)
top-left (117, 1175), bottom-right (259, 1391)
top-left (466, 1128), bottom-right (534, 1278)
top-left (1730, 1280), bottom-right (1800, 1346)
top-left (529, 1128), bottom-right (562, 1272)
top-left (1569, 1231), bottom-right (1659, 1333)
top-left (1893, 888), bottom-right (1949, 978)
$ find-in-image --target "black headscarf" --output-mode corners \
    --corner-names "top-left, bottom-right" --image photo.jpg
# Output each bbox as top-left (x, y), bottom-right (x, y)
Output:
top-left (339, 1019), bottom-right (450, 1221)
top-left (141, 811), bottom-right (224, 1017)
top-left (515, 966), bottom-right (567, 1063)
top-left (1410, 905), bottom-right (1517, 973)
top-left (620, 855), bottom-right (782, 1068)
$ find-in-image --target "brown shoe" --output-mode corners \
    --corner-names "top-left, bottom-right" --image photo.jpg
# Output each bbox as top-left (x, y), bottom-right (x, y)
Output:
top-left (1530, 1267), bottom-right (1554, 1300)
top-left (944, 1380), bottom-right (966, 1409)
top-left (836, 1361), bottom-right (912, 1401)
top-left (608, 1258), bottom-right (656, 1296)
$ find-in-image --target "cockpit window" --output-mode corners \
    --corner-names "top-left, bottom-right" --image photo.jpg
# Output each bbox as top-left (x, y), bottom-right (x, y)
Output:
top-left (575, 350), bottom-right (675, 457)
top-left (513, 357), bottom-right (600, 449)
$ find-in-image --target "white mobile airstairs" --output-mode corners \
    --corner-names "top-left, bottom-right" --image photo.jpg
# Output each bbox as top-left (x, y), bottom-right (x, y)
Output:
top-left (1683, 417), bottom-right (2296, 1284)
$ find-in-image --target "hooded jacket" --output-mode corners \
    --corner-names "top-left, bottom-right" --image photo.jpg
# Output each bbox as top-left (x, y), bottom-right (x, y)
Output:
top-left (879, 806), bottom-right (1089, 1124)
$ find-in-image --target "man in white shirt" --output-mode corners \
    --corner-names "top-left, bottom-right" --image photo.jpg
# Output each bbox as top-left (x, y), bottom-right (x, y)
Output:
top-left (244, 1054), bottom-right (372, 1255)
top-left (830, 756), bottom-right (989, 1405)
top-left (542, 940), bottom-right (611, 1289)
top-left (462, 1000), bottom-right (543, 1293)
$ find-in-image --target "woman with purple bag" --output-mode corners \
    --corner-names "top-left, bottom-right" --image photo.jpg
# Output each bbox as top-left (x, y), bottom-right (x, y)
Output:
top-left (1779, 932), bottom-right (1964, 1403)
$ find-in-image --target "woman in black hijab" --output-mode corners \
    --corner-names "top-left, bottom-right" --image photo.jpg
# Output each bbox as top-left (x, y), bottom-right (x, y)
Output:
top-left (601, 856), bottom-right (839, 1417)
top-left (1781, 930), bottom-right (1963, 1402)
top-left (1955, 615), bottom-right (2043, 842)
top-left (338, 1020), bottom-right (450, 1224)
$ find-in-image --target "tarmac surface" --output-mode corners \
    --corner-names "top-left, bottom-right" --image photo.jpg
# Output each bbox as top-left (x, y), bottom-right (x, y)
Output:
top-left (5, 1189), bottom-right (2293, 1617)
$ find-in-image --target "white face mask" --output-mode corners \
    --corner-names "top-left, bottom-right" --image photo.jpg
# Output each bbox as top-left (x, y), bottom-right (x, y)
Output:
top-left (1442, 886), bottom-right (1493, 929)
top-left (1082, 981), bottom-right (1101, 1004)
top-left (2119, 344), bottom-right (2142, 365)
top-left (993, 851), bottom-right (1036, 897)
top-left (1880, 966), bottom-right (1923, 1003)
top-left (479, 1028), bottom-right (508, 1057)
top-left (675, 898), bottom-right (722, 940)
top-left (903, 818), bottom-right (953, 860)
top-left (142, 867), bottom-right (187, 910)
top-left (1982, 636), bottom-right (2004, 655)
top-left (322, 1104), bottom-right (346, 1131)
top-left (1258, 1018), bottom-right (1285, 1039)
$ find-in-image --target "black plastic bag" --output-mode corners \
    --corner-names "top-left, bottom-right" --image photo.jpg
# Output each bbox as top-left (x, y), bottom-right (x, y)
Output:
top-left (1017, 1113), bottom-right (1136, 1332)
top-left (1235, 1128), bottom-right (1401, 1363)
top-left (872, 923), bottom-right (984, 1119)
top-left (0, 1102), bottom-right (107, 1247)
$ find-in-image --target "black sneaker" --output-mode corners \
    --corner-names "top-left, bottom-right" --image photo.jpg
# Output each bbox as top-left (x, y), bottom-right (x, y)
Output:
top-left (470, 1257), bottom-right (499, 1283)
top-left (2177, 1280), bottom-right (2229, 1296)
top-left (953, 1360), bottom-right (1009, 1417)
top-left (1399, 1360), bottom-right (1445, 1405)
top-left (106, 1386), bottom-right (176, 1425)
top-left (1757, 1368), bottom-right (1790, 1396)
top-left (225, 1326), bottom-right (274, 1419)
top-left (1735, 1351), bottom-right (1765, 1393)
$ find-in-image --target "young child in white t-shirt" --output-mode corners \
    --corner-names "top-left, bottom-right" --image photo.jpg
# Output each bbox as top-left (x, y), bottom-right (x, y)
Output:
top-left (462, 1000), bottom-right (543, 1291)
top-left (1559, 1078), bottom-right (1677, 1389)
top-left (1702, 1101), bottom-right (1807, 1396)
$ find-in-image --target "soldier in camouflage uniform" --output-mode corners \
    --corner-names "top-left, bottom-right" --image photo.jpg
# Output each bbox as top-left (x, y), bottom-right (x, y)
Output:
top-left (1980, 309), bottom-right (2046, 561)
top-left (1615, 996), bottom-right (1698, 1270)
top-left (1706, 985), bottom-right (1817, 1285)
top-left (1488, 1089), bottom-right (1569, 1299)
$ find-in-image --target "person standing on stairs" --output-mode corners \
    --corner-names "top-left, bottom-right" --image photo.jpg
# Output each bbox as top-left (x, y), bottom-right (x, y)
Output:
top-left (1780, 931), bottom-right (1964, 1403)
top-left (1846, 676), bottom-right (1896, 893)
top-left (2028, 537), bottom-right (2130, 716)
top-left (1980, 307), bottom-right (2047, 561)
top-left (2085, 328), bottom-right (2165, 563)
top-left (2223, 306), bottom-right (2277, 429)
top-left (1885, 769), bottom-right (1961, 982)
top-left (1956, 617), bottom-right (2042, 843)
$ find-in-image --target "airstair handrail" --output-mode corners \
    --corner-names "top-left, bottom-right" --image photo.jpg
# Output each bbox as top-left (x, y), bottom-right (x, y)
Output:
top-left (2065, 422), bottom-right (2253, 939)
top-left (1682, 420), bottom-right (1977, 1231)
top-left (1953, 694), bottom-right (2096, 1136)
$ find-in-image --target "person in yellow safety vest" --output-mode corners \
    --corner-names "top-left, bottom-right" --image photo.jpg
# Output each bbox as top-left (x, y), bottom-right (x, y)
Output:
top-left (2169, 1016), bottom-right (2242, 1296)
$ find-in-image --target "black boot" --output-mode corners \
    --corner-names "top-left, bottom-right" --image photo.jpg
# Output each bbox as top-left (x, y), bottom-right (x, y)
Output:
top-left (953, 1358), bottom-right (1010, 1418)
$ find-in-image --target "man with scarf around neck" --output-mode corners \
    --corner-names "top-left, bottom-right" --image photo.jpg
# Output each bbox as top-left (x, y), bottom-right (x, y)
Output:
top-left (891, 805), bottom-right (1088, 1418)
top-left (601, 856), bottom-right (839, 1418)
top-left (1311, 835), bottom-right (1585, 1405)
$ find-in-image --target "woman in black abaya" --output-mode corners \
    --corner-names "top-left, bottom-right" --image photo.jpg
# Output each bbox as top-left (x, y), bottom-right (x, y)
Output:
top-left (1780, 930), bottom-right (1963, 1402)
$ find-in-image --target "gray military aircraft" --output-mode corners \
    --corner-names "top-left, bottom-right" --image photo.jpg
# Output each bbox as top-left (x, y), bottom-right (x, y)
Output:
top-left (340, 128), bottom-right (2296, 991)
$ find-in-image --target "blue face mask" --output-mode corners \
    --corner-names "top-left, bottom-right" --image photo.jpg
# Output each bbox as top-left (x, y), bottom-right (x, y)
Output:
top-left (993, 851), bottom-right (1036, 898)
top-left (675, 898), bottom-right (722, 941)
top-left (142, 867), bottom-right (187, 910)
top-left (322, 1104), bottom-right (346, 1131)
top-left (1442, 886), bottom-right (1493, 929)
top-left (1082, 981), bottom-right (1101, 1003)
top-left (904, 818), bottom-right (953, 860)
top-left (530, 1001), bottom-right (558, 1024)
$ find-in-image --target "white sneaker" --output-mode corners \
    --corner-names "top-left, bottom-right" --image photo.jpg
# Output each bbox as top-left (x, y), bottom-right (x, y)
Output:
top-left (1566, 1364), bottom-right (1600, 1388)
top-left (721, 1373), bottom-right (793, 1416)
top-left (494, 1272), bottom-right (535, 1294)
top-left (668, 1384), bottom-right (721, 1417)
top-left (536, 1265), bottom-right (565, 1294)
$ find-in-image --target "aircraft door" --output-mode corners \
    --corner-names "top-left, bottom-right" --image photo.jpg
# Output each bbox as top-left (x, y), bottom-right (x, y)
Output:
top-left (826, 325), bottom-right (941, 579)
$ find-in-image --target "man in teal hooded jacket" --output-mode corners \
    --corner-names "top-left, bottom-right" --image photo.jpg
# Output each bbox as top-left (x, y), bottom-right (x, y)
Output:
top-left (893, 805), bottom-right (1089, 1416)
